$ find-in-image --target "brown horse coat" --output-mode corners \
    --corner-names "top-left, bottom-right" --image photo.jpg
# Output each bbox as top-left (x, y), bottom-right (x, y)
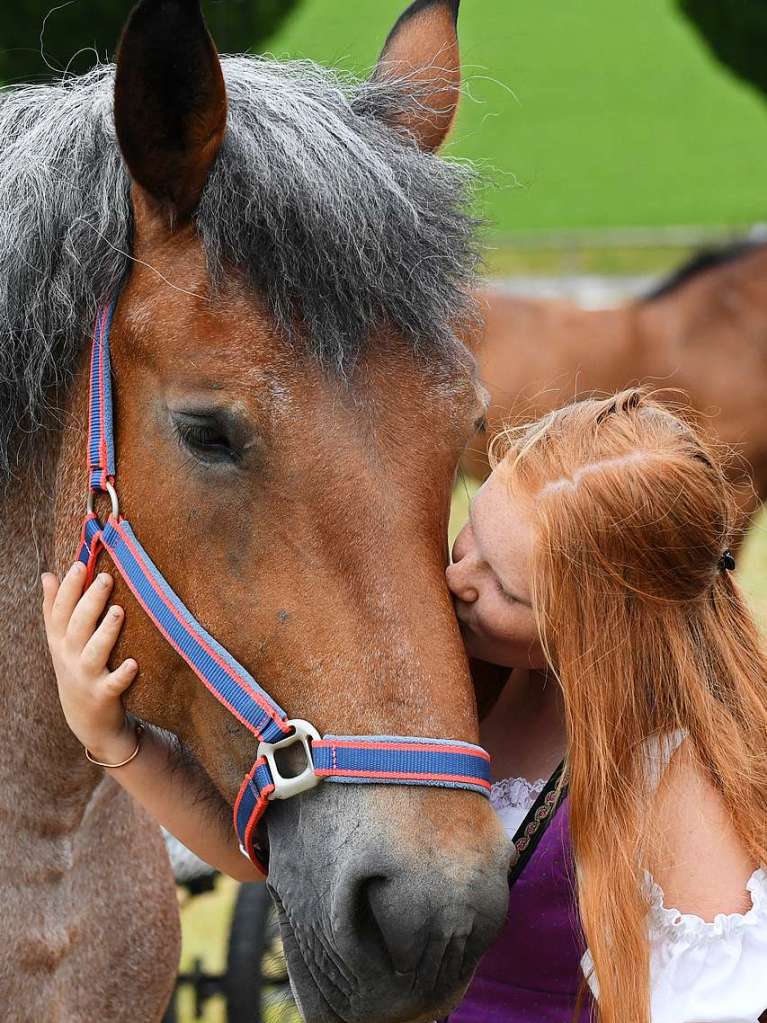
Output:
top-left (465, 242), bottom-right (767, 540)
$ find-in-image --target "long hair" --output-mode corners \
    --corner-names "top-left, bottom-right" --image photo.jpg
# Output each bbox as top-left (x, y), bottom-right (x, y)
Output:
top-left (491, 389), bottom-right (767, 1023)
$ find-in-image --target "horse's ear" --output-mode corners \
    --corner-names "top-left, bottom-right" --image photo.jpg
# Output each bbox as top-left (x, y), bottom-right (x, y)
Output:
top-left (114, 0), bottom-right (227, 223)
top-left (373, 0), bottom-right (461, 153)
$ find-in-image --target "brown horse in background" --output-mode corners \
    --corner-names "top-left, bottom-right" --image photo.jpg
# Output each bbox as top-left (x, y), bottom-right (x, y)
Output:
top-left (0, 1), bottom-right (509, 1021)
top-left (464, 241), bottom-right (767, 539)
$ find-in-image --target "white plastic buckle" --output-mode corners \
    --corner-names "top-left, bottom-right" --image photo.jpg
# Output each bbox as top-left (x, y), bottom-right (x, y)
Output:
top-left (257, 719), bottom-right (322, 801)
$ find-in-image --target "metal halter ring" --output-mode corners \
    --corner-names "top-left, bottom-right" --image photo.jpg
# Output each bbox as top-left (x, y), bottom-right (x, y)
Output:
top-left (87, 482), bottom-right (120, 522)
top-left (257, 719), bottom-right (322, 800)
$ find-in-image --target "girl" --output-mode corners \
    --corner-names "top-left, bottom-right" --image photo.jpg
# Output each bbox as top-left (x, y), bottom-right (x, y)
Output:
top-left (43, 389), bottom-right (767, 1021)
top-left (445, 389), bottom-right (767, 1022)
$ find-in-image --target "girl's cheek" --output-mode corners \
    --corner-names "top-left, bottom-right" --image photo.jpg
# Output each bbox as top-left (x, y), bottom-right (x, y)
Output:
top-left (486, 606), bottom-right (522, 644)
top-left (505, 613), bottom-right (542, 662)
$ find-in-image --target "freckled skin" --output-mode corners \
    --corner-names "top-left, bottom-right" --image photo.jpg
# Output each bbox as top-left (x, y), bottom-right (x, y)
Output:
top-left (448, 469), bottom-right (546, 671)
top-left (447, 469), bottom-right (569, 787)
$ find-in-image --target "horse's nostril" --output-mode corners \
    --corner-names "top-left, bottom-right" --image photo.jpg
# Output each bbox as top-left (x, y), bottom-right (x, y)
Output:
top-left (359, 873), bottom-right (433, 977)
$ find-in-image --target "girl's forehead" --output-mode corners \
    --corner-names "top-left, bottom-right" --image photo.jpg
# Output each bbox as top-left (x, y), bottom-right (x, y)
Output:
top-left (472, 471), bottom-right (534, 583)
top-left (475, 467), bottom-right (528, 527)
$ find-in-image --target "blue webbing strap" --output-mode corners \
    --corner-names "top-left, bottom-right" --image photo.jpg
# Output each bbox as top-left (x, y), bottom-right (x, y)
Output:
top-left (85, 516), bottom-right (291, 745)
top-left (88, 303), bottom-right (117, 492)
top-left (313, 736), bottom-right (492, 795)
top-left (233, 738), bottom-right (492, 869)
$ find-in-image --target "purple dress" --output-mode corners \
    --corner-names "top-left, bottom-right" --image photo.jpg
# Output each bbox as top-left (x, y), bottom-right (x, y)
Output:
top-left (449, 798), bottom-right (593, 1022)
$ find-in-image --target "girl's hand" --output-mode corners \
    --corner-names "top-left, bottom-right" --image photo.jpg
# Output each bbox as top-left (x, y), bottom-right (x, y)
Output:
top-left (42, 562), bottom-right (139, 764)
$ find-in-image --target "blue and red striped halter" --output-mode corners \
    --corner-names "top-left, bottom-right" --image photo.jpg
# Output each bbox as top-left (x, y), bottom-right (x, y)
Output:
top-left (77, 301), bottom-right (492, 874)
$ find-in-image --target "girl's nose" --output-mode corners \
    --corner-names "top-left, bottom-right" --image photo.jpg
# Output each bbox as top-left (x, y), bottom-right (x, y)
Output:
top-left (445, 558), bottom-right (479, 604)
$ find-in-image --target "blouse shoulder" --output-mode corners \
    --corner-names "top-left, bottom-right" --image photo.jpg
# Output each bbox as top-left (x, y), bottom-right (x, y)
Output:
top-left (583, 869), bottom-right (767, 1021)
top-left (646, 867), bottom-right (767, 1021)
top-left (646, 865), bottom-right (767, 944)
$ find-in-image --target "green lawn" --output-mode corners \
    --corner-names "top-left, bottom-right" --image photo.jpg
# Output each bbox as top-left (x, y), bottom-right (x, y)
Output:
top-left (175, 878), bottom-right (234, 1023)
top-left (741, 507), bottom-right (767, 631)
top-left (267, 0), bottom-right (767, 236)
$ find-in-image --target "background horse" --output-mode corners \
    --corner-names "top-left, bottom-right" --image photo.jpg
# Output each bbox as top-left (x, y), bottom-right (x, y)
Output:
top-left (464, 241), bottom-right (767, 539)
top-left (0, 1), bottom-right (510, 1020)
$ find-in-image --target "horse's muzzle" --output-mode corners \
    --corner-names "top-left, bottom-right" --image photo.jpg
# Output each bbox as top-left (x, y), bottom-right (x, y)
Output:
top-left (265, 783), bottom-right (510, 1023)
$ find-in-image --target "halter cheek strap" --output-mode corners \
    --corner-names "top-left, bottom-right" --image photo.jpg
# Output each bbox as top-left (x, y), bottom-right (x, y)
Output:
top-left (78, 301), bottom-right (492, 874)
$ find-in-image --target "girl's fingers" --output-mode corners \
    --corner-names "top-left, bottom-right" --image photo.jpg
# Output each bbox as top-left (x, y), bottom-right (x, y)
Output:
top-left (105, 658), bottom-right (139, 696)
top-left (41, 573), bottom-right (60, 630)
top-left (67, 573), bottom-right (114, 650)
top-left (49, 562), bottom-right (88, 636)
top-left (80, 604), bottom-right (125, 673)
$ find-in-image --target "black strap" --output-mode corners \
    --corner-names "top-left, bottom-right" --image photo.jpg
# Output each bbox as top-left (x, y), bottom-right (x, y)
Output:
top-left (507, 761), bottom-right (568, 888)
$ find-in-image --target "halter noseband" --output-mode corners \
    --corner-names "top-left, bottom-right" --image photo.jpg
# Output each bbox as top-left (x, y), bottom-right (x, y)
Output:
top-left (77, 301), bottom-right (492, 874)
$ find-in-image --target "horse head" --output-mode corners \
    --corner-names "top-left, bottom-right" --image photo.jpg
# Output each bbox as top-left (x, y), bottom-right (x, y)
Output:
top-left (58, 1), bottom-right (510, 1019)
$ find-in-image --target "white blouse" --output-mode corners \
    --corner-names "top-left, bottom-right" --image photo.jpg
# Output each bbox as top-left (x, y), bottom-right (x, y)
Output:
top-left (491, 770), bottom-right (767, 1022)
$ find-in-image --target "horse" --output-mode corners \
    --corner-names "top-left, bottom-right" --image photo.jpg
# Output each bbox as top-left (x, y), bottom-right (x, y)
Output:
top-left (463, 240), bottom-right (767, 538)
top-left (0, 1), bottom-right (511, 1020)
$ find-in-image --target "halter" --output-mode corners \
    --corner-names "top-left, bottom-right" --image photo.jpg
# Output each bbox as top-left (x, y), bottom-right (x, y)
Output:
top-left (77, 301), bottom-right (492, 874)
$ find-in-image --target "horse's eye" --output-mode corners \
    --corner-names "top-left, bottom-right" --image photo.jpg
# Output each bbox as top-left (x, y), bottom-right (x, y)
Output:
top-left (173, 412), bottom-right (240, 465)
top-left (474, 415), bottom-right (488, 435)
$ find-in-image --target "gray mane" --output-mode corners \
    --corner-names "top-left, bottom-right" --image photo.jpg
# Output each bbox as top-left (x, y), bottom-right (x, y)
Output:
top-left (0, 57), bottom-right (478, 482)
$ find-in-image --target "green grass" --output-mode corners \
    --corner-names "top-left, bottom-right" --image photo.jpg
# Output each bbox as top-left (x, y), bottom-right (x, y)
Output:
top-left (175, 877), bottom-right (235, 1023)
top-left (740, 507), bottom-right (767, 631)
top-left (268, 0), bottom-right (767, 234)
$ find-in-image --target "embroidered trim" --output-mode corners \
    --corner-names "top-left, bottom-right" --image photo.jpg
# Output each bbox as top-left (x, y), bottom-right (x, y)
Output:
top-left (509, 787), bottom-right (561, 867)
top-left (507, 761), bottom-right (567, 888)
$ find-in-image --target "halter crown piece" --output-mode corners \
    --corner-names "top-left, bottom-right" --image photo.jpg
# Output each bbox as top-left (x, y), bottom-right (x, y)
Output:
top-left (77, 301), bottom-right (492, 874)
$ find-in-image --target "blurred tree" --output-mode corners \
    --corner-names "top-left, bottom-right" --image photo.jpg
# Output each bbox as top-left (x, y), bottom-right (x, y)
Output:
top-left (678, 0), bottom-right (767, 99)
top-left (0, 0), bottom-right (301, 84)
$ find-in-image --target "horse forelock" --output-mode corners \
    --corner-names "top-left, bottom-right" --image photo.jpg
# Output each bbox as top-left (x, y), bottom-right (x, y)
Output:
top-left (0, 56), bottom-right (479, 484)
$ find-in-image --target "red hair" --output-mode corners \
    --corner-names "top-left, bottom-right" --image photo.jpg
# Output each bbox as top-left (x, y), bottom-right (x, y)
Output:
top-left (492, 390), bottom-right (767, 1023)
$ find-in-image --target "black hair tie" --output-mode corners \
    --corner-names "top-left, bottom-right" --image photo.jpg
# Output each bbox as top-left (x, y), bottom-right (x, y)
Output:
top-left (719, 550), bottom-right (736, 572)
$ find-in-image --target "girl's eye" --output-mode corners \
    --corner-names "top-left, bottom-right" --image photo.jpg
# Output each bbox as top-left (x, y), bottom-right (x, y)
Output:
top-left (496, 580), bottom-right (517, 604)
